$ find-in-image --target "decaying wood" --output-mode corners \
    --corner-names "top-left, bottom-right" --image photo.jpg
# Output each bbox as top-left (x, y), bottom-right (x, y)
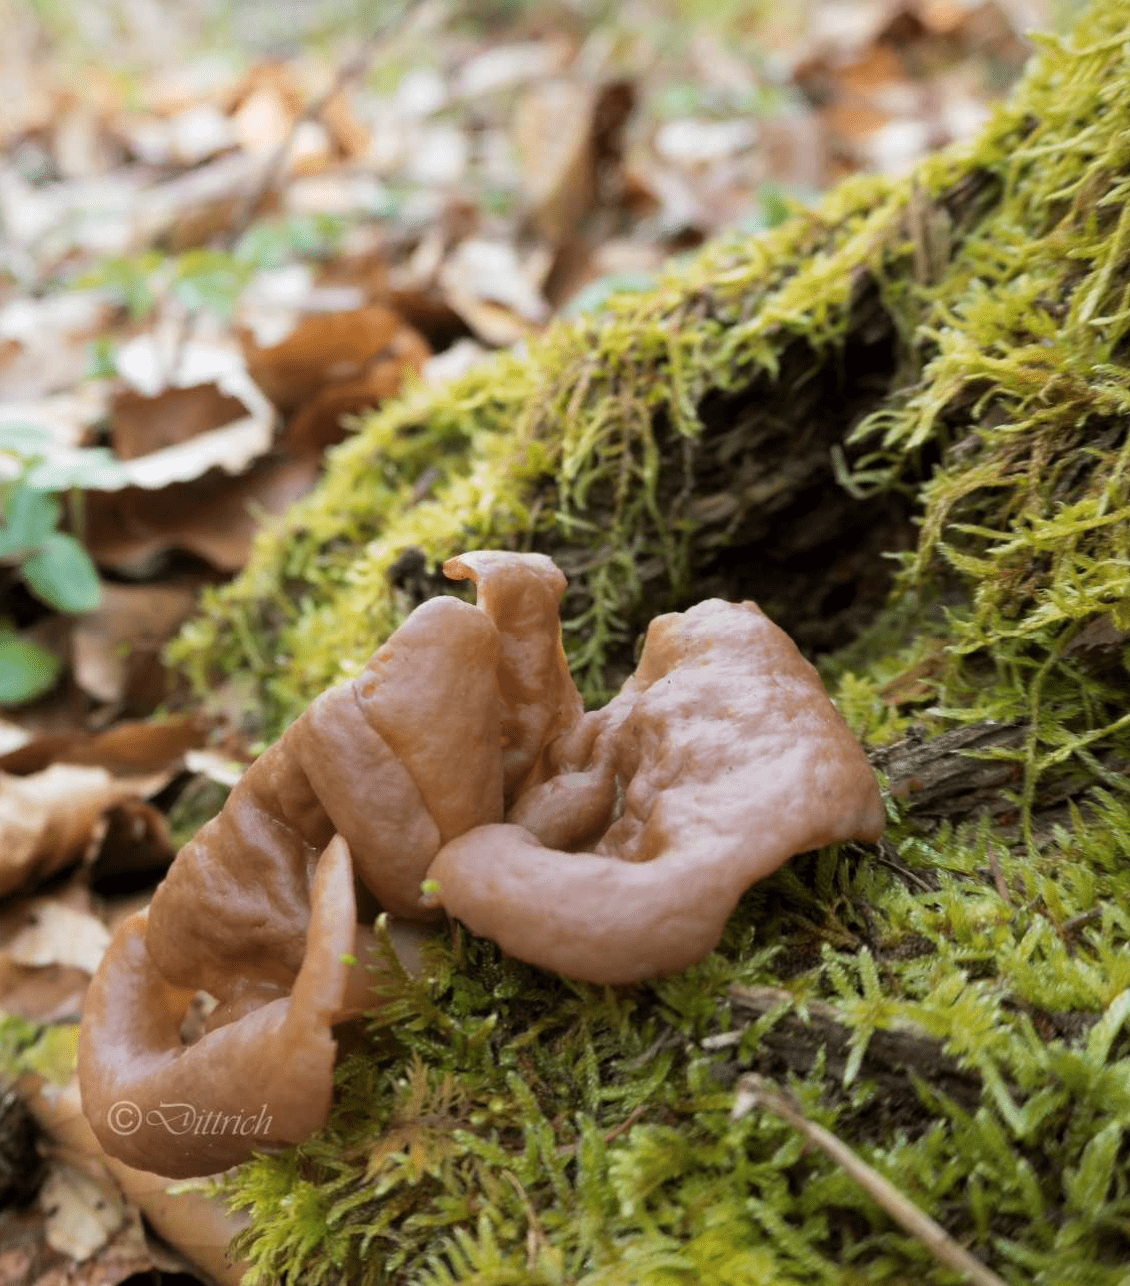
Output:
top-left (874, 719), bottom-right (1129, 836)
top-left (729, 983), bottom-right (982, 1111)
top-left (874, 722), bottom-right (1025, 819)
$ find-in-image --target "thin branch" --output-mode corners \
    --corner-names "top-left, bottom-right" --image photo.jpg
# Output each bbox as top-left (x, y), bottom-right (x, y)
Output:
top-left (732, 1075), bottom-right (1009, 1286)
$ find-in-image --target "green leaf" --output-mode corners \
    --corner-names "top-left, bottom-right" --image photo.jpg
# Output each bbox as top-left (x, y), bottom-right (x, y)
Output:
top-left (562, 272), bottom-right (658, 319)
top-left (1086, 988), bottom-right (1130, 1063)
top-left (21, 532), bottom-right (101, 612)
top-left (0, 421), bottom-right (56, 454)
top-left (0, 633), bottom-right (61, 704)
top-left (0, 482), bottom-right (61, 553)
top-left (1065, 1119), bottom-right (1123, 1213)
top-left (79, 251), bottom-right (163, 319)
top-left (173, 249), bottom-right (255, 319)
top-left (25, 448), bottom-right (129, 492)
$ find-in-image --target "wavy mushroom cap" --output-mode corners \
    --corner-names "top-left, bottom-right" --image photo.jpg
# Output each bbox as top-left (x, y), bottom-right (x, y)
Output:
top-left (426, 599), bottom-right (885, 984)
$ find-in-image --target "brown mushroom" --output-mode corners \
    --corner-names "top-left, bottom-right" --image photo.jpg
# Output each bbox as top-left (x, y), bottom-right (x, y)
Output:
top-left (79, 835), bottom-right (356, 1178)
top-left (79, 550), bottom-right (884, 1178)
top-left (426, 596), bottom-right (886, 984)
top-left (78, 552), bottom-right (574, 1177)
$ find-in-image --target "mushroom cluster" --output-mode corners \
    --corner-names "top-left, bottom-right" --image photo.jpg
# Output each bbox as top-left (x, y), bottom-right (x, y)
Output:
top-left (79, 550), bottom-right (884, 1177)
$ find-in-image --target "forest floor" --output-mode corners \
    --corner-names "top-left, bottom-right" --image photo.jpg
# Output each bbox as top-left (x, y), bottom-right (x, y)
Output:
top-left (0, 1), bottom-right (1074, 1282)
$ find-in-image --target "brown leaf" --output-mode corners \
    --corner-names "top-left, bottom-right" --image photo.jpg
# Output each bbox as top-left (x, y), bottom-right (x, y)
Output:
top-left (7, 901), bottom-right (111, 974)
top-left (72, 584), bottom-right (200, 710)
top-left (513, 79), bottom-right (598, 246)
top-left (24, 1076), bottom-right (248, 1285)
top-left (0, 960), bottom-right (89, 1024)
top-left (241, 306), bottom-right (430, 451)
top-left (321, 89), bottom-right (370, 159)
top-left (0, 716), bottom-right (204, 779)
top-left (285, 334), bottom-right (431, 453)
top-left (34, 1212), bottom-right (180, 1286)
top-left (241, 305), bottom-right (427, 413)
top-left (83, 450), bottom-right (320, 574)
top-left (455, 40), bottom-right (571, 98)
top-left (109, 383), bottom-right (247, 460)
top-left (40, 1162), bottom-right (124, 1262)
top-left (0, 766), bottom-right (132, 899)
top-left (89, 799), bottom-right (176, 887)
top-left (230, 83), bottom-right (297, 158)
top-left (438, 240), bottom-right (548, 347)
top-left (385, 286), bottom-right (470, 351)
top-left (0, 293), bottom-right (112, 401)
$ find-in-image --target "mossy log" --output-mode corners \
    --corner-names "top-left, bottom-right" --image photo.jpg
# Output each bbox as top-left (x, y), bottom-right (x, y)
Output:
top-left (175, 6), bottom-right (1130, 1283)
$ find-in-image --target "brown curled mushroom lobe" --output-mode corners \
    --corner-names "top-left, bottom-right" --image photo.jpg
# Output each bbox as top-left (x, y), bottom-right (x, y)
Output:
top-left (442, 550), bottom-right (581, 800)
top-left (79, 551), bottom-right (568, 1178)
top-left (79, 835), bottom-right (357, 1179)
top-left (427, 597), bottom-right (886, 985)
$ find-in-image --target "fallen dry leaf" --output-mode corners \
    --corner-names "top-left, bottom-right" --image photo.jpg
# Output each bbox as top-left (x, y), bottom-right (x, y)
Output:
top-left (240, 305), bottom-right (430, 451)
top-left (40, 1162), bottom-right (124, 1262)
top-left (439, 239), bottom-right (549, 346)
top-left (89, 798), bottom-right (176, 890)
top-left (422, 337), bottom-right (490, 387)
top-left (135, 150), bottom-right (276, 251)
top-left (0, 292), bottom-right (112, 401)
top-left (33, 1213), bottom-right (189, 1286)
top-left (285, 342), bottom-right (430, 452)
top-left (0, 765), bottom-right (134, 899)
top-left (72, 583), bottom-right (200, 710)
top-left (182, 748), bottom-right (244, 789)
top-left (83, 449), bottom-right (320, 574)
top-left (514, 79), bottom-right (598, 247)
top-left (24, 1076), bottom-right (248, 1285)
top-left (385, 286), bottom-right (470, 352)
top-left (109, 383), bottom-right (247, 460)
top-left (455, 40), bottom-right (571, 99)
top-left (654, 117), bottom-right (758, 166)
top-left (7, 901), bottom-right (111, 975)
top-left (117, 101), bottom-right (237, 168)
top-left (240, 304), bottom-right (427, 412)
top-left (0, 959), bottom-right (89, 1024)
top-left (0, 720), bottom-right (31, 757)
top-left (226, 62), bottom-right (303, 157)
top-left (0, 715), bottom-right (203, 780)
top-left (0, 387), bottom-right (113, 459)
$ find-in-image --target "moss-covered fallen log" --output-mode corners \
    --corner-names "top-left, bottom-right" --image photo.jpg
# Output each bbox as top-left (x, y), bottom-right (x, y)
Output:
top-left (173, 4), bottom-right (1130, 1282)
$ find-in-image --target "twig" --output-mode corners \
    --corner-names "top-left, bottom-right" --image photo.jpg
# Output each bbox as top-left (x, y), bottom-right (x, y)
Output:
top-left (602, 1101), bottom-right (648, 1146)
top-left (227, 39), bottom-right (378, 242)
top-left (987, 844), bottom-right (1012, 904)
top-left (874, 838), bottom-right (935, 893)
top-left (555, 1102), bottom-right (649, 1158)
top-left (1062, 906), bottom-right (1102, 934)
top-left (731, 1075), bottom-right (1009, 1286)
top-left (503, 1170), bottom-right (546, 1272)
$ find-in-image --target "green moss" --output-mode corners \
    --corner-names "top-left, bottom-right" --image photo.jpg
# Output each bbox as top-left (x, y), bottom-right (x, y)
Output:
top-left (219, 801), bottom-right (1130, 1285)
top-left (176, 3), bottom-right (1130, 1281)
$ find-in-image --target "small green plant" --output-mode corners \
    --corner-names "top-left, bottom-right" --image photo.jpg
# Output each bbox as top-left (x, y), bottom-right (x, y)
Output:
top-left (80, 214), bottom-right (348, 324)
top-left (0, 421), bottom-right (127, 705)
